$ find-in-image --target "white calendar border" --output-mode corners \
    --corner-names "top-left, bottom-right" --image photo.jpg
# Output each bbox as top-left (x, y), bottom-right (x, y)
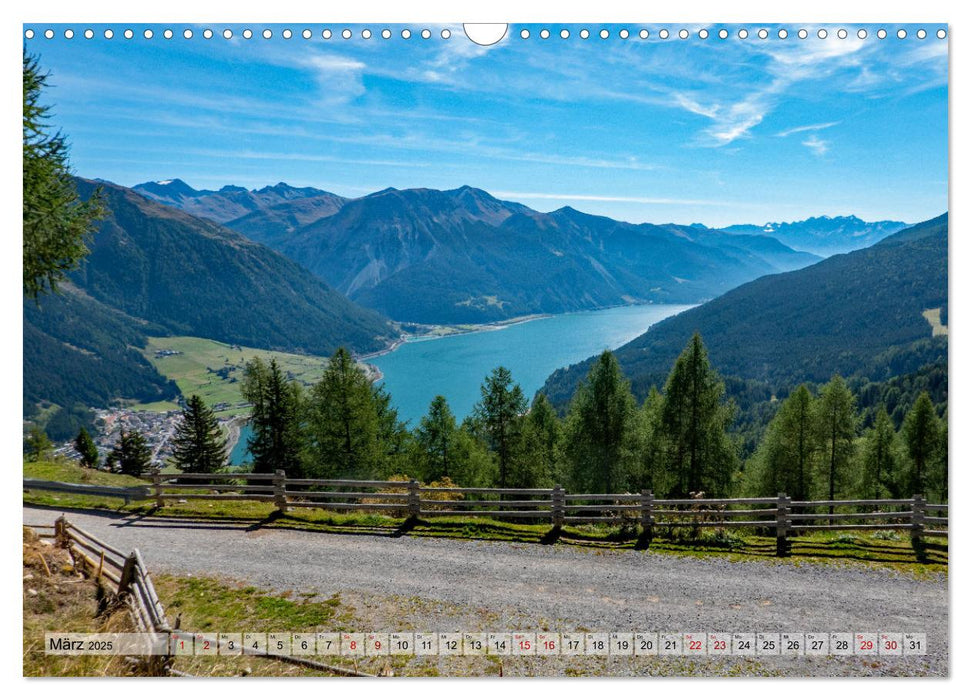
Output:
top-left (5, 1), bottom-right (964, 699)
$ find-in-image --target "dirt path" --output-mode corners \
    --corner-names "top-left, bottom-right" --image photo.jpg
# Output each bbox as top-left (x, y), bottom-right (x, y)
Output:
top-left (24, 505), bottom-right (947, 676)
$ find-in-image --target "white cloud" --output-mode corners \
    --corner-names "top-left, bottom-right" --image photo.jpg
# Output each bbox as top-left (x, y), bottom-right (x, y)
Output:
top-left (492, 191), bottom-right (738, 207)
top-left (801, 134), bottom-right (829, 156)
top-left (670, 35), bottom-right (881, 147)
top-left (673, 89), bottom-right (773, 146)
top-left (297, 52), bottom-right (368, 103)
top-left (776, 121), bottom-right (840, 137)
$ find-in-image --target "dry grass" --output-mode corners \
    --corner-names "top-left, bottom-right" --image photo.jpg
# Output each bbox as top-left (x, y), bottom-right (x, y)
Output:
top-left (22, 527), bottom-right (138, 677)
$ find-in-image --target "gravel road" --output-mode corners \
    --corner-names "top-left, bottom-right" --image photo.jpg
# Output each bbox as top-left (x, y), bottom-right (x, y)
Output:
top-left (24, 506), bottom-right (947, 676)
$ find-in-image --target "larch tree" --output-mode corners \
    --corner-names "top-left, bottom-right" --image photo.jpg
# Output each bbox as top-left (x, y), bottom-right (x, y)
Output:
top-left (24, 426), bottom-right (52, 462)
top-left (860, 406), bottom-right (898, 499)
top-left (306, 347), bottom-right (383, 479)
top-left (659, 334), bottom-right (737, 497)
top-left (473, 366), bottom-right (527, 489)
top-left (637, 387), bottom-right (666, 493)
top-left (521, 393), bottom-right (562, 488)
top-left (813, 374), bottom-right (858, 505)
top-left (902, 391), bottom-right (941, 496)
top-left (414, 395), bottom-right (459, 482)
top-left (750, 385), bottom-right (816, 500)
top-left (564, 351), bottom-right (640, 494)
top-left (23, 52), bottom-right (105, 298)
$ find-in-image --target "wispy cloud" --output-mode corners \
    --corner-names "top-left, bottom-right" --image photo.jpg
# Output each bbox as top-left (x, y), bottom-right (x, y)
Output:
top-left (801, 134), bottom-right (830, 156)
top-left (776, 121), bottom-right (840, 137)
top-left (673, 87), bottom-right (776, 147)
top-left (492, 191), bottom-right (740, 207)
top-left (296, 51), bottom-right (368, 104)
top-left (670, 36), bottom-right (881, 146)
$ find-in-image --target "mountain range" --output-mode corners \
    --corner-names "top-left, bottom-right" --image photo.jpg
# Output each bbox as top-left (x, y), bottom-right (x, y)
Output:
top-left (719, 215), bottom-right (908, 257)
top-left (136, 180), bottom-right (824, 324)
top-left (129, 178), bottom-right (347, 225)
top-left (24, 179), bottom-right (396, 415)
top-left (540, 214), bottom-right (948, 407)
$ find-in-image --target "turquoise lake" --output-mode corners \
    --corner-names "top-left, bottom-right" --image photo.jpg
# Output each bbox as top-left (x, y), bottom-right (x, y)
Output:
top-left (230, 303), bottom-right (691, 464)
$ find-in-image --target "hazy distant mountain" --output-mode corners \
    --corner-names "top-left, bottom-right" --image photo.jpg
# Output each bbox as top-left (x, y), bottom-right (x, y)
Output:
top-left (541, 214), bottom-right (948, 407)
top-left (217, 185), bottom-right (819, 324)
top-left (718, 215), bottom-right (908, 256)
top-left (24, 180), bottom-right (396, 414)
top-left (133, 178), bottom-right (344, 224)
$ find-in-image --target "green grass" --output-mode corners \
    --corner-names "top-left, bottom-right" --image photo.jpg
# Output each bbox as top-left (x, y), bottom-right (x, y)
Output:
top-left (129, 400), bottom-right (182, 412)
top-left (137, 336), bottom-right (334, 416)
top-left (23, 460), bottom-right (947, 575)
top-left (23, 460), bottom-right (150, 510)
top-left (24, 460), bottom-right (148, 487)
top-left (155, 574), bottom-right (347, 632)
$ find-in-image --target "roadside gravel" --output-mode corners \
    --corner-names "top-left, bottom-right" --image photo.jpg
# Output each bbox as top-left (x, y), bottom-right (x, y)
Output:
top-left (24, 506), bottom-right (947, 676)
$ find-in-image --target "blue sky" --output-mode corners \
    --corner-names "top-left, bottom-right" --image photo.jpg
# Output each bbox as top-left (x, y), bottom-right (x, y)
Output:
top-left (24, 23), bottom-right (948, 227)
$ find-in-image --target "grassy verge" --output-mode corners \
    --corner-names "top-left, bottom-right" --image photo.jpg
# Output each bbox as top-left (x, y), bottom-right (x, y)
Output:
top-left (153, 574), bottom-right (365, 676)
top-left (22, 527), bottom-right (137, 677)
top-left (24, 462), bottom-right (946, 576)
top-left (24, 460), bottom-right (149, 510)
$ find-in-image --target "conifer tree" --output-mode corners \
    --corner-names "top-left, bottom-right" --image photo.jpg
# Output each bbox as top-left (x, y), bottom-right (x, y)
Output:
top-left (860, 406), bottom-right (898, 499)
top-left (473, 366), bottom-right (527, 489)
top-left (749, 385), bottom-right (816, 499)
top-left (659, 334), bottom-right (737, 497)
top-left (372, 382), bottom-right (410, 476)
top-left (241, 358), bottom-right (305, 476)
top-left (74, 426), bottom-right (99, 469)
top-left (813, 374), bottom-right (858, 505)
top-left (23, 52), bottom-right (105, 298)
top-left (521, 393), bottom-right (562, 488)
top-left (638, 387), bottom-right (666, 493)
top-left (564, 351), bottom-right (639, 494)
top-left (172, 395), bottom-right (227, 473)
top-left (307, 347), bottom-right (383, 479)
top-left (935, 412), bottom-right (948, 502)
top-left (24, 426), bottom-right (52, 462)
top-left (414, 395), bottom-right (459, 482)
top-left (107, 430), bottom-right (152, 476)
top-left (902, 391), bottom-right (940, 495)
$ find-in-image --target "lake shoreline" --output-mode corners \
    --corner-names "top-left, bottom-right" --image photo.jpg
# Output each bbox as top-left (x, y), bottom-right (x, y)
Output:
top-left (369, 303), bottom-right (695, 428)
top-left (360, 302), bottom-right (694, 361)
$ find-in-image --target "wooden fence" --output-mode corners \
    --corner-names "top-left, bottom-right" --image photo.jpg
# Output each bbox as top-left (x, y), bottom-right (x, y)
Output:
top-left (53, 515), bottom-right (172, 674)
top-left (47, 516), bottom-right (374, 677)
top-left (24, 477), bottom-right (150, 504)
top-left (145, 472), bottom-right (948, 557)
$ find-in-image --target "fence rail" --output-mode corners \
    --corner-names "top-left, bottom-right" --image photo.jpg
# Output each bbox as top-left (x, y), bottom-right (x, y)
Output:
top-left (28, 473), bottom-right (947, 559)
top-left (45, 516), bottom-right (373, 677)
top-left (140, 473), bottom-right (952, 557)
top-left (24, 478), bottom-right (150, 504)
top-left (53, 515), bottom-right (171, 674)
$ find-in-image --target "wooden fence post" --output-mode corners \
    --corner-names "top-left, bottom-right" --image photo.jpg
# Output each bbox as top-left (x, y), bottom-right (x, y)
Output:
top-left (408, 479), bottom-right (421, 519)
top-left (640, 490), bottom-right (654, 547)
top-left (152, 471), bottom-right (165, 509)
top-left (911, 494), bottom-right (925, 556)
top-left (551, 485), bottom-right (565, 529)
top-left (776, 492), bottom-right (791, 557)
top-left (54, 515), bottom-right (68, 547)
top-left (118, 552), bottom-right (138, 594)
top-left (273, 470), bottom-right (288, 512)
